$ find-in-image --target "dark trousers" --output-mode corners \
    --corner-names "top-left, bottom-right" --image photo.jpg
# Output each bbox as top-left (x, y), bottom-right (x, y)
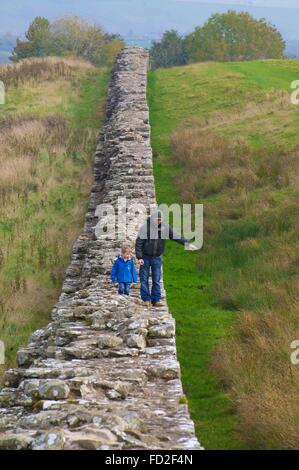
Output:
top-left (139, 255), bottom-right (162, 303)
top-left (118, 282), bottom-right (131, 295)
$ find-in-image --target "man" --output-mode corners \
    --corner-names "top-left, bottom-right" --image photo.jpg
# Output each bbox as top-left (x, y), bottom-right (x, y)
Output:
top-left (135, 210), bottom-right (197, 307)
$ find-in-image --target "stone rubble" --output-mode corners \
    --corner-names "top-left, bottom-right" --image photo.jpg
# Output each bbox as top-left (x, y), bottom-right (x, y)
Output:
top-left (0, 47), bottom-right (202, 450)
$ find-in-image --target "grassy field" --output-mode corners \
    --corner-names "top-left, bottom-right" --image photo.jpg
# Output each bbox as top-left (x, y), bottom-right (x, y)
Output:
top-left (148, 59), bottom-right (299, 449)
top-left (0, 57), bottom-right (109, 382)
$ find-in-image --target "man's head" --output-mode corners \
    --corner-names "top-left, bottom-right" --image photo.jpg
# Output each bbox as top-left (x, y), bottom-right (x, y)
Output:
top-left (138, 209), bottom-right (163, 240)
top-left (150, 209), bottom-right (163, 226)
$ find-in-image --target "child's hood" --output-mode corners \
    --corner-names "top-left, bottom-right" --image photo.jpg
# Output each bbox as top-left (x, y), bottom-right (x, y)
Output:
top-left (117, 255), bottom-right (132, 263)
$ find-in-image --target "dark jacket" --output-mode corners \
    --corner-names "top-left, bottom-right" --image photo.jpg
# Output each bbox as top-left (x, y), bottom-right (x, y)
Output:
top-left (135, 216), bottom-right (190, 259)
top-left (111, 256), bottom-right (138, 283)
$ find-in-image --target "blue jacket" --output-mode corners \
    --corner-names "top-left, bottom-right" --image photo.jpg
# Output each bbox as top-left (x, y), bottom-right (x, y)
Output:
top-left (110, 256), bottom-right (138, 283)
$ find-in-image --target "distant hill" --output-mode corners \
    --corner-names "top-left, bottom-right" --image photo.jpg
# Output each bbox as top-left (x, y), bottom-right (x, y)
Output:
top-left (0, 52), bottom-right (10, 64)
top-left (0, 33), bottom-right (16, 63)
top-left (285, 39), bottom-right (299, 58)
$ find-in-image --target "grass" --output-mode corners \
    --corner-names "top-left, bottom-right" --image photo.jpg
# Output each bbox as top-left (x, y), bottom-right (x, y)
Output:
top-left (149, 133), bottom-right (241, 449)
top-left (0, 57), bottom-right (110, 382)
top-left (148, 58), bottom-right (299, 449)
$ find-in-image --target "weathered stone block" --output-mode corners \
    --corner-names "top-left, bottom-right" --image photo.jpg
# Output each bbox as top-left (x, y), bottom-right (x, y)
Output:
top-left (38, 380), bottom-right (70, 400)
top-left (126, 334), bottom-right (147, 350)
top-left (97, 335), bottom-right (123, 349)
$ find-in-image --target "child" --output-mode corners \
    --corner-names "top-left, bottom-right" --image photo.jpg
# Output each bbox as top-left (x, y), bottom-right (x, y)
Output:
top-left (111, 244), bottom-right (138, 295)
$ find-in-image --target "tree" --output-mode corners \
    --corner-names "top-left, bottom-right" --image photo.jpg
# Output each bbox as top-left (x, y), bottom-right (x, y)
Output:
top-left (49, 16), bottom-right (105, 63)
top-left (150, 30), bottom-right (187, 69)
top-left (99, 35), bottom-right (124, 66)
top-left (10, 15), bottom-right (124, 66)
top-left (10, 17), bottom-right (51, 62)
top-left (185, 11), bottom-right (285, 63)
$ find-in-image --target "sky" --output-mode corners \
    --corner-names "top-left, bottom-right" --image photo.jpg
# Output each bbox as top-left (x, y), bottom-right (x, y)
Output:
top-left (0, 0), bottom-right (298, 40)
top-left (179, 0), bottom-right (299, 6)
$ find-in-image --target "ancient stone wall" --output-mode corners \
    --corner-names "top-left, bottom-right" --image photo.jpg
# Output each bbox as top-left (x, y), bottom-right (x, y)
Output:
top-left (0, 47), bottom-right (202, 450)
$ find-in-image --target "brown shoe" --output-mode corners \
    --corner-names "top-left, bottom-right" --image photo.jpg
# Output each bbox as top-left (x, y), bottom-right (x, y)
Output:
top-left (143, 301), bottom-right (152, 308)
top-left (152, 301), bottom-right (164, 307)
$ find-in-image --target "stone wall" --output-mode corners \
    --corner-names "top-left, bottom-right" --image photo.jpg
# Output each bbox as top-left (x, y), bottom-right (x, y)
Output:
top-left (0, 47), bottom-right (202, 450)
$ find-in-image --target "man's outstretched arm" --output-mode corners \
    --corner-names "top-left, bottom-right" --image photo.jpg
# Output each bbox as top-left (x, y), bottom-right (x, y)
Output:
top-left (167, 224), bottom-right (198, 250)
top-left (167, 224), bottom-right (190, 246)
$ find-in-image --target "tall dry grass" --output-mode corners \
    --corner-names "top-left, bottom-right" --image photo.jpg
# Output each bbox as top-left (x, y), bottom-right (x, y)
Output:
top-left (0, 111), bottom-right (97, 376)
top-left (0, 56), bottom-right (94, 87)
top-left (170, 124), bottom-right (257, 202)
top-left (0, 57), bottom-right (107, 379)
top-left (170, 119), bottom-right (299, 448)
top-left (213, 302), bottom-right (299, 449)
top-left (170, 120), bottom-right (297, 200)
top-left (0, 116), bottom-right (68, 202)
top-left (186, 88), bottom-right (291, 131)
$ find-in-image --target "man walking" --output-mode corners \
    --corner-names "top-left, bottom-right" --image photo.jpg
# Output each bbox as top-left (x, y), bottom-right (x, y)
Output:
top-left (135, 210), bottom-right (197, 307)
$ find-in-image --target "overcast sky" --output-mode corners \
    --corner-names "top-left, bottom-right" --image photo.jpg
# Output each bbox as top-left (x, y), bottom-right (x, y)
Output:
top-left (1, 0), bottom-right (298, 38)
top-left (178, 0), bottom-right (299, 7)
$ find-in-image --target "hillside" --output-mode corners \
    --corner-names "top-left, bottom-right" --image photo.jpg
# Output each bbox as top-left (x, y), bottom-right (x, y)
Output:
top-left (0, 57), bottom-right (109, 382)
top-left (148, 59), bottom-right (299, 449)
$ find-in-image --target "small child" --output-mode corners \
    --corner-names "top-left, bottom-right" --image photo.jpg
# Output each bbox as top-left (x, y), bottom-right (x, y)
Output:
top-left (111, 243), bottom-right (138, 295)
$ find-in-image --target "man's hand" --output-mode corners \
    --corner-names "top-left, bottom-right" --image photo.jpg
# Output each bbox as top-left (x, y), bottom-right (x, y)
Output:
top-left (185, 243), bottom-right (198, 251)
top-left (138, 259), bottom-right (144, 266)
